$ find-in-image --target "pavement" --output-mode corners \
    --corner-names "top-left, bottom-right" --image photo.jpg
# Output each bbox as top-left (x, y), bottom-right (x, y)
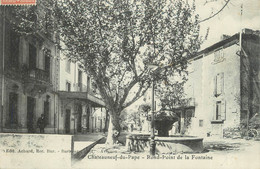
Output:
top-left (73, 132), bottom-right (106, 142)
top-left (73, 133), bottom-right (106, 154)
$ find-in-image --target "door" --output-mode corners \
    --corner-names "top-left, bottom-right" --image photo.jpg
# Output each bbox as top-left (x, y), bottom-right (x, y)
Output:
top-left (44, 101), bottom-right (50, 125)
top-left (86, 107), bottom-right (90, 131)
top-left (65, 109), bottom-right (71, 134)
top-left (9, 92), bottom-right (18, 127)
top-left (77, 105), bottom-right (82, 133)
top-left (27, 97), bottom-right (36, 133)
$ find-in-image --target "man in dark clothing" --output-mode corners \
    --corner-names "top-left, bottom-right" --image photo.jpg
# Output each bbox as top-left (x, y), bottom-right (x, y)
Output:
top-left (37, 114), bottom-right (46, 133)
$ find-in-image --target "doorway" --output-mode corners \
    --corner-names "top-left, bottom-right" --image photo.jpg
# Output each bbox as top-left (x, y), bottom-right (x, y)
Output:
top-left (86, 107), bottom-right (90, 132)
top-left (77, 105), bottom-right (82, 133)
top-left (27, 97), bottom-right (36, 133)
top-left (9, 92), bottom-right (18, 127)
top-left (65, 109), bottom-right (71, 134)
top-left (44, 101), bottom-right (50, 125)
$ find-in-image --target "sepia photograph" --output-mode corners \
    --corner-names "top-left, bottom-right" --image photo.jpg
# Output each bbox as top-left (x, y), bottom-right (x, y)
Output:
top-left (0, 0), bottom-right (260, 168)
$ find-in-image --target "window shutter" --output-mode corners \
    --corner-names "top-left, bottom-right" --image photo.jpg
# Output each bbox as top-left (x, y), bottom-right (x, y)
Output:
top-left (212, 101), bottom-right (216, 120)
top-left (221, 99), bottom-right (226, 120)
top-left (221, 72), bottom-right (224, 94)
top-left (213, 76), bottom-right (217, 96)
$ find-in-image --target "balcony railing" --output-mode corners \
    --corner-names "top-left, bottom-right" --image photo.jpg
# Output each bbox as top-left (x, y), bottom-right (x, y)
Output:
top-left (74, 83), bottom-right (88, 92)
top-left (27, 68), bottom-right (50, 83)
top-left (172, 98), bottom-right (195, 108)
top-left (74, 83), bottom-right (102, 98)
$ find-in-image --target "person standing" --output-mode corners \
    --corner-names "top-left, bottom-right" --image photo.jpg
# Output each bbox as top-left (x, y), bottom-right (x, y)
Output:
top-left (37, 114), bottom-right (46, 133)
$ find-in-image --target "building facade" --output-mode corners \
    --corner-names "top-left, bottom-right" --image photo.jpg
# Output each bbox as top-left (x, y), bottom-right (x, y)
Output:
top-left (0, 7), bottom-right (60, 133)
top-left (0, 7), bottom-right (107, 134)
top-left (175, 29), bottom-right (260, 138)
top-left (57, 54), bottom-right (107, 134)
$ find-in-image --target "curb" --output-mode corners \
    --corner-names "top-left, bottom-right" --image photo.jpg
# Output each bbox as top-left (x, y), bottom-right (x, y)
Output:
top-left (72, 137), bottom-right (105, 163)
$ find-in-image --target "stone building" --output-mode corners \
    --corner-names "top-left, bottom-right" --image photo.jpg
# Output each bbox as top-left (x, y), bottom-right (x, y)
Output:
top-left (57, 54), bottom-right (107, 134)
top-left (0, 7), bottom-right (60, 133)
top-left (174, 29), bottom-right (260, 138)
top-left (0, 7), bottom-right (107, 134)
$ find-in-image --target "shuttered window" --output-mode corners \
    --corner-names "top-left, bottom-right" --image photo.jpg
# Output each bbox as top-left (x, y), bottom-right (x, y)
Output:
top-left (214, 73), bottom-right (224, 96)
top-left (213, 100), bottom-right (226, 121)
top-left (66, 59), bottom-right (71, 73)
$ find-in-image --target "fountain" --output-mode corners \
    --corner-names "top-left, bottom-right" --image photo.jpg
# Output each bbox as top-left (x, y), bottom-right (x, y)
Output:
top-left (126, 110), bottom-right (204, 154)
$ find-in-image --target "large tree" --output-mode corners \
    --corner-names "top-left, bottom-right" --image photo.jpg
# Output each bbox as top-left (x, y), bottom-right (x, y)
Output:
top-left (4, 0), bottom-right (202, 144)
top-left (54, 0), bottom-right (201, 144)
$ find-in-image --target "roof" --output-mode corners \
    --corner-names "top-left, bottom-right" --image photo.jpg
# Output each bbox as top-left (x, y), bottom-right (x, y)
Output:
top-left (57, 91), bottom-right (105, 107)
top-left (195, 28), bottom-right (260, 58)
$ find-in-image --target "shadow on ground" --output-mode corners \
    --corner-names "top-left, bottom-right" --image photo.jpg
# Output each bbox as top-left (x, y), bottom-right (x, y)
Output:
top-left (203, 141), bottom-right (251, 152)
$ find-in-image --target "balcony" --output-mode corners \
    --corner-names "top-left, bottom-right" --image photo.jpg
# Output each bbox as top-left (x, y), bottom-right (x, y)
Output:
top-left (26, 68), bottom-right (50, 83)
top-left (22, 67), bottom-right (52, 97)
top-left (172, 98), bottom-right (196, 109)
top-left (74, 83), bottom-right (102, 99)
top-left (74, 83), bottom-right (88, 92)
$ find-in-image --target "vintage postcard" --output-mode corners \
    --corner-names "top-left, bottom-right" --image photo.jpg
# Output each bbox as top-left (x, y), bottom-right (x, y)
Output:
top-left (0, 0), bottom-right (259, 169)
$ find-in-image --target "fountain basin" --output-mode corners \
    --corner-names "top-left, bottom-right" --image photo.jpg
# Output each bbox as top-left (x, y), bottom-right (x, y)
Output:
top-left (126, 134), bottom-right (203, 154)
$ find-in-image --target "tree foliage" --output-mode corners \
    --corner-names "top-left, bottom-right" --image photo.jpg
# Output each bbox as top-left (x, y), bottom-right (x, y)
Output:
top-left (5, 1), bottom-right (56, 37)
top-left (54, 0), bottom-right (200, 107)
top-left (138, 103), bottom-right (151, 115)
top-left (156, 78), bottom-right (187, 115)
top-left (4, 0), bottom-right (202, 144)
top-left (54, 0), bottom-right (201, 143)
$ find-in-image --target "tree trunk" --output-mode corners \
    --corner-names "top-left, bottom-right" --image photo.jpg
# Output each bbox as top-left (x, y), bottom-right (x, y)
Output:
top-left (105, 112), bottom-right (121, 145)
top-left (103, 110), bottom-right (109, 133)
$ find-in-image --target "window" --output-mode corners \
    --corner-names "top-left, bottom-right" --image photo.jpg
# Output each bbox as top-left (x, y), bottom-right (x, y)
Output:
top-left (66, 82), bottom-right (71, 92)
top-left (66, 60), bottom-right (71, 73)
top-left (78, 70), bottom-right (82, 91)
top-left (44, 48), bottom-right (51, 73)
top-left (92, 82), bottom-right (97, 94)
top-left (214, 73), bottom-right (224, 96)
top-left (199, 120), bottom-right (203, 127)
top-left (214, 48), bottom-right (224, 63)
top-left (216, 101), bottom-right (221, 120)
top-left (87, 76), bottom-right (90, 92)
top-left (213, 100), bottom-right (226, 121)
top-left (9, 92), bottom-right (18, 125)
top-left (10, 30), bottom-right (19, 67)
top-left (29, 44), bottom-right (37, 69)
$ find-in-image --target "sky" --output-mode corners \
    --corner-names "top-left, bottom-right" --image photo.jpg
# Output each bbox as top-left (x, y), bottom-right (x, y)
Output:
top-left (126, 0), bottom-right (260, 112)
top-left (196, 0), bottom-right (260, 49)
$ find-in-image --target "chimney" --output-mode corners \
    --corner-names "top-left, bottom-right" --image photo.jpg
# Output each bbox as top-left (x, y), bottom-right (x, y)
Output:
top-left (221, 34), bottom-right (231, 41)
top-left (242, 28), bottom-right (260, 36)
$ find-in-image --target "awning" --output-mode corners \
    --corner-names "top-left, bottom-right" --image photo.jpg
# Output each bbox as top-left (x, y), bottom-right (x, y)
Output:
top-left (57, 91), bottom-right (105, 107)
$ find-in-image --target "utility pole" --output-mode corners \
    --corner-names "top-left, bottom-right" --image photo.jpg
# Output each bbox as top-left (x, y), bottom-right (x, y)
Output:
top-left (150, 80), bottom-right (156, 155)
top-left (239, 1), bottom-right (243, 49)
top-left (1, 7), bottom-right (6, 132)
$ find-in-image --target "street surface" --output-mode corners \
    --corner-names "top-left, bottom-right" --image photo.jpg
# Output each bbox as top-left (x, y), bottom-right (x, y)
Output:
top-left (73, 137), bottom-right (260, 169)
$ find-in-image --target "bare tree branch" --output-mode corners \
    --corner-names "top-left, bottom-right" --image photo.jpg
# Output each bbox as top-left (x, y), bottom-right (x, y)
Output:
top-left (199, 0), bottom-right (231, 23)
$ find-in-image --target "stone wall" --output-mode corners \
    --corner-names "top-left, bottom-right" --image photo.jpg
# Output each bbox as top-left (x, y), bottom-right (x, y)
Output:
top-left (223, 127), bottom-right (242, 139)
